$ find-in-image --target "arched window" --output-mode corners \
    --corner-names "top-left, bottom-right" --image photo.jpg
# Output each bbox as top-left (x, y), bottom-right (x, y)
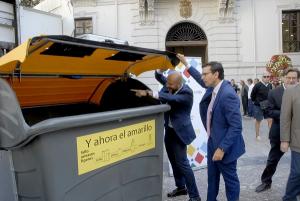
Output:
top-left (166, 22), bottom-right (207, 41)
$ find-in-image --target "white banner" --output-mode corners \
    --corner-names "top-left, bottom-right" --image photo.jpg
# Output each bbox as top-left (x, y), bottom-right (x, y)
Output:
top-left (164, 57), bottom-right (208, 176)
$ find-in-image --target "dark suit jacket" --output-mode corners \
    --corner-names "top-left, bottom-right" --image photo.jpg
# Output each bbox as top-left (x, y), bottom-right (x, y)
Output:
top-left (251, 81), bottom-right (272, 106)
top-left (188, 67), bottom-right (245, 163)
top-left (266, 85), bottom-right (284, 141)
top-left (155, 71), bottom-right (196, 145)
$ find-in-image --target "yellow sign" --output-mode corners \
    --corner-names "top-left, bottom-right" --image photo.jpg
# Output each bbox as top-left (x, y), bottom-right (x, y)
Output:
top-left (76, 120), bottom-right (155, 175)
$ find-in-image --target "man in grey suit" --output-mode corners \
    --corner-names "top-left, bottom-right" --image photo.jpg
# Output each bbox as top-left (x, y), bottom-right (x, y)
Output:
top-left (280, 68), bottom-right (300, 201)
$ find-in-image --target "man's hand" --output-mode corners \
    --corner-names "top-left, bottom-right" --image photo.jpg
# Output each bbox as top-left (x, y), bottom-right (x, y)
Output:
top-left (280, 142), bottom-right (290, 153)
top-left (131, 89), bottom-right (148, 97)
top-left (176, 53), bottom-right (189, 67)
top-left (212, 148), bottom-right (225, 161)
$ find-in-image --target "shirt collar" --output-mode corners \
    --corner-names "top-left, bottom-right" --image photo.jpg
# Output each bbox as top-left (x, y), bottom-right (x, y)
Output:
top-left (262, 81), bottom-right (269, 86)
top-left (174, 84), bottom-right (183, 95)
top-left (213, 80), bottom-right (224, 96)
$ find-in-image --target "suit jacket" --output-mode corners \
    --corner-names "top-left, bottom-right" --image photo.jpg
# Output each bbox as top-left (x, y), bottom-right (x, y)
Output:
top-left (155, 71), bottom-right (196, 145)
top-left (266, 85), bottom-right (284, 141)
top-left (188, 67), bottom-right (245, 163)
top-left (251, 81), bottom-right (272, 106)
top-left (280, 84), bottom-right (300, 153)
top-left (241, 85), bottom-right (249, 98)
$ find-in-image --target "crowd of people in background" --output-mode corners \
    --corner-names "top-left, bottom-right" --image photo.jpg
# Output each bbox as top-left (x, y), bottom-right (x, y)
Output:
top-left (231, 74), bottom-right (279, 140)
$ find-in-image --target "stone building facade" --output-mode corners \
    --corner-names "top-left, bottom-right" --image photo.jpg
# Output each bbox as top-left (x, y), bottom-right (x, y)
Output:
top-left (72, 0), bottom-right (300, 89)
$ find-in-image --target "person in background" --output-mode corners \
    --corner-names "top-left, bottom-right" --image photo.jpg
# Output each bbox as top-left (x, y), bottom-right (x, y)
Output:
top-left (280, 68), bottom-right (300, 201)
top-left (177, 54), bottom-right (245, 201)
top-left (254, 78), bottom-right (260, 85)
top-left (255, 68), bottom-right (299, 193)
top-left (231, 79), bottom-right (239, 93)
top-left (240, 80), bottom-right (249, 116)
top-left (251, 73), bottom-right (272, 140)
top-left (131, 70), bottom-right (201, 201)
top-left (247, 78), bottom-right (255, 117)
top-left (271, 77), bottom-right (281, 88)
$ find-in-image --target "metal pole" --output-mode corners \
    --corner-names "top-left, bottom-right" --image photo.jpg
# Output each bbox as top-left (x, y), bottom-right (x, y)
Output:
top-left (14, 0), bottom-right (21, 45)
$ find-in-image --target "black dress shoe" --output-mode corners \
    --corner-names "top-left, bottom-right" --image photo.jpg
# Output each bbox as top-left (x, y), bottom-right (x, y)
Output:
top-left (255, 183), bottom-right (271, 193)
top-left (167, 187), bottom-right (187, 197)
top-left (188, 197), bottom-right (201, 201)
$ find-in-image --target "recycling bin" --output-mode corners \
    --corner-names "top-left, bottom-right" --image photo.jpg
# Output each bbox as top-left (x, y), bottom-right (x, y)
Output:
top-left (0, 36), bottom-right (178, 201)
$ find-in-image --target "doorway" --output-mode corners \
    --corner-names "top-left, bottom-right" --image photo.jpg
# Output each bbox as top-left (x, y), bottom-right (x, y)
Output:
top-left (165, 22), bottom-right (208, 64)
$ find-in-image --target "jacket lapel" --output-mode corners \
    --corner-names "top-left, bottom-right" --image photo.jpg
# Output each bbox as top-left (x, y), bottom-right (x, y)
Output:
top-left (202, 87), bottom-right (213, 102)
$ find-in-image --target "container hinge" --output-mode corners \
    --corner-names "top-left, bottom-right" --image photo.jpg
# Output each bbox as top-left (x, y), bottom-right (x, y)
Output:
top-left (14, 61), bottom-right (21, 82)
top-left (121, 72), bottom-right (129, 82)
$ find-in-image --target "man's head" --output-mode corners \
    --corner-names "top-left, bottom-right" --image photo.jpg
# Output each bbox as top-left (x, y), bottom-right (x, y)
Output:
top-left (166, 71), bottom-right (183, 93)
top-left (282, 68), bottom-right (300, 87)
top-left (262, 72), bottom-right (271, 84)
top-left (201, 61), bottom-right (224, 87)
top-left (247, 78), bottom-right (253, 85)
top-left (254, 78), bottom-right (259, 84)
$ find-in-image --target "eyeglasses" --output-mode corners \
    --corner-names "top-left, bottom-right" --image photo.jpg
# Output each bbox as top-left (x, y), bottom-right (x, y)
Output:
top-left (263, 76), bottom-right (270, 78)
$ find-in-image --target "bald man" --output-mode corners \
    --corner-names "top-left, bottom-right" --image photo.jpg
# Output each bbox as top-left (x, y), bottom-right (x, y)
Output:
top-left (132, 70), bottom-right (201, 201)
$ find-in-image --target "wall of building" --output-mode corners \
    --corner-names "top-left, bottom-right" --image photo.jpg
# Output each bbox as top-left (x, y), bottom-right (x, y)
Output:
top-left (73, 0), bottom-right (135, 42)
top-left (19, 7), bottom-right (63, 43)
top-left (34, 0), bottom-right (75, 36)
top-left (0, 1), bottom-right (15, 51)
top-left (73, 0), bottom-right (300, 90)
top-left (238, 0), bottom-right (300, 81)
top-left (132, 0), bottom-right (241, 89)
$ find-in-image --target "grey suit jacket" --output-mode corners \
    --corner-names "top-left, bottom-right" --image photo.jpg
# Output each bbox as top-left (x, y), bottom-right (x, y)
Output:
top-left (280, 84), bottom-right (300, 153)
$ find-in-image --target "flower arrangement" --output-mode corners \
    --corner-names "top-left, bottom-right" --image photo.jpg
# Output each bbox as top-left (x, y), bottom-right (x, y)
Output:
top-left (266, 55), bottom-right (292, 79)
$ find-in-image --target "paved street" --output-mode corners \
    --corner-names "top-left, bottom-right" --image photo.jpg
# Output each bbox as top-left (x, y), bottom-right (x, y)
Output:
top-left (162, 116), bottom-right (291, 201)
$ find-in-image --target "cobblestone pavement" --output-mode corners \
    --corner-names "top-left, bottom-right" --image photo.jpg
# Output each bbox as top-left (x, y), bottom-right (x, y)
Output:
top-left (162, 116), bottom-right (292, 201)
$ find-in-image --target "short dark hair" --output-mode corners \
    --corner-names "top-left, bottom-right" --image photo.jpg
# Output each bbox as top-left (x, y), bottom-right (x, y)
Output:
top-left (247, 78), bottom-right (253, 84)
top-left (283, 67), bottom-right (300, 79)
top-left (203, 61), bottom-right (224, 80)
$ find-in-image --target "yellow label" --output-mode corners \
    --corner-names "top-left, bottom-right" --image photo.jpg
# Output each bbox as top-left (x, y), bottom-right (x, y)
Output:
top-left (76, 120), bottom-right (155, 175)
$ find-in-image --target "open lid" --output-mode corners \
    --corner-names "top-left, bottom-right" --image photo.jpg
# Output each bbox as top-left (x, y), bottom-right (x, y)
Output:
top-left (0, 35), bottom-right (178, 77)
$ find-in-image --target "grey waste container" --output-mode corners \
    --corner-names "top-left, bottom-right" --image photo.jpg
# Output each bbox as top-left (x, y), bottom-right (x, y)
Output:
top-left (0, 150), bottom-right (17, 201)
top-left (0, 35), bottom-right (178, 201)
top-left (0, 78), bottom-right (170, 201)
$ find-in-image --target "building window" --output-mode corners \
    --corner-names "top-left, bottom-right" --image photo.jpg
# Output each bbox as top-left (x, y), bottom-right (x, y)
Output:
top-left (75, 18), bottom-right (93, 36)
top-left (282, 10), bottom-right (300, 53)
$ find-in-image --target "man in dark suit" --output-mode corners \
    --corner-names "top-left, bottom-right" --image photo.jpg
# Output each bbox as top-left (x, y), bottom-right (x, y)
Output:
top-left (132, 71), bottom-right (201, 201)
top-left (177, 54), bottom-right (245, 201)
top-left (255, 68), bottom-right (300, 193)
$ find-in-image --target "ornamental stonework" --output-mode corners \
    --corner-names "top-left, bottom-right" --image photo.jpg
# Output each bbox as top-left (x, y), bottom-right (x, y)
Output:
top-left (139, 0), bottom-right (155, 25)
top-left (179, 0), bottom-right (192, 19)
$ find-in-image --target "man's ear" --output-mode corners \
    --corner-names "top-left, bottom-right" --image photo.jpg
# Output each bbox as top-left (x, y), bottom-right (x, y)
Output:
top-left (214, 71), bottom-right (219, 79)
